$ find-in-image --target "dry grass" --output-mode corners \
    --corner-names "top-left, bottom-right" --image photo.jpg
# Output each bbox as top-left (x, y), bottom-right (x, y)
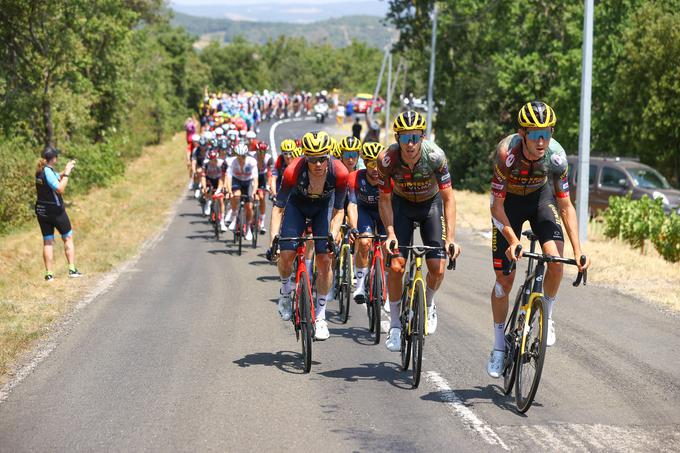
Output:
top-left (454, 190), bottom-right (680, 310)
top-left (0, 134), bottom-right (187, 382)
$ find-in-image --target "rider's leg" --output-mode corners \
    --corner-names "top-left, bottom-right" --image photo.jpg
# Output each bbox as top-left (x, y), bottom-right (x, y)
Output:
top-left (541, 239), bottom-right (564, 319)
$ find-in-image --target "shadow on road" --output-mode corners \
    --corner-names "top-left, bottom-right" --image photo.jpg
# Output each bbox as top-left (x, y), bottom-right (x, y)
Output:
top-left (420, 384), bottom-right (531, 415)
top-left (257, 275), bottom-right (280, 282)
top-left (327, 325), bottom-right (374, 346)
top-left (185, 234), bottom-right (216, 240)
top-left (249, 260), bottom-right (272, 266)
top-left (179, 212), bottom-right (204, 218)
top-left (318, 361), bottom-right (411, 389)
top-left (233, 350), bottom-right (318, 375)
top-left (207, 248), bottom-right (241, 256)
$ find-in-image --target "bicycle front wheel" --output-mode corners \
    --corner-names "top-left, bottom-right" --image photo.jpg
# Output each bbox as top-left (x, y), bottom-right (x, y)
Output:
top-left (298, 272), bottom-right (313, 373)
top-left (340, 245), bottom-right (352, 324)
top-left (213, 200), bottom-right (221, 240)
top-left (503, 285), bottom-right (524, 395)
top-left (411, 281), bottom-right (425, 388)
top-left (515, 296), bottom-right (547, 413)
top-left (370, 257), bottom-right (383, 344)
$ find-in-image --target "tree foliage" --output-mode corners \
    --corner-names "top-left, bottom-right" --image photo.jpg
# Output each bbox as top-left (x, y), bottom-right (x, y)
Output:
top-left (386, 0), bottom-right (680, 190)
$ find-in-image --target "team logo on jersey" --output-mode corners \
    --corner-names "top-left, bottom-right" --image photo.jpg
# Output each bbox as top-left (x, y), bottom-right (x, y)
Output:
top-left (550, 154), bottom-right (563, 167)
top-left (382, 153), bottom-right (391, 167)
top-left (505, 153), bottom-right (515, 168)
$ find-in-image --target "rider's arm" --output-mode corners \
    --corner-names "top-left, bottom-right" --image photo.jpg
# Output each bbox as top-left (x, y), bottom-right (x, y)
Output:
top-left (270, 206), bottom-right (284, 246)
top-left (346, 171), bottom-right (359, 229)
top-left (376, 150), bottom-right (396, 241)
top-left (225, 163), bottom-right (233, 194)
top-left (330, 208), bottom-right (344, 239)
top-left (490, 139), bottom-right (520, 248)
top-left (440, 186), bottom-right (457, 243)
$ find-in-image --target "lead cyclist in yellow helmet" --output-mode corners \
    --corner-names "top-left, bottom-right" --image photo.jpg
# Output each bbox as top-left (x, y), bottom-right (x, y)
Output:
top-left (269, 131), bottom-right (349, 341)
top-left (486, 100), bottom-right (591, 378)
top-left (377, 110), bottom-right (461, 352)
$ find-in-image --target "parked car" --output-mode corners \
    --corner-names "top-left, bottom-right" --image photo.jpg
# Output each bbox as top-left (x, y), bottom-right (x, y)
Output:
top-left (352, 93), bottom-right (384, 114)
top-left (566, 156), bottom-right (680, 216)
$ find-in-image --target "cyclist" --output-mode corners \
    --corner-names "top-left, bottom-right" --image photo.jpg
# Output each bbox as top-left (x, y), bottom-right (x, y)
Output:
top-left (269, 131), bottom-right (349, 341)
top-left (255, 141), bottom-right (274, 233)
top-left (377, 111), bottom-right (461, 352)
top-left (187, 134), bottom-right (200, 189)
top-left (486, 101), bottom-right (591, 378)
top-left (347, 142), bottom-right (385, 304)
top-left (191, 136), bottom-right (210, 198)
top-left (225, 142), bottom-right (258, 241)
top-left (272, 138), bottom-right (299, 196)
top-left (338, 136), bottom-right (363, 173)
top-left (201, 150), bottom-right (226, 227)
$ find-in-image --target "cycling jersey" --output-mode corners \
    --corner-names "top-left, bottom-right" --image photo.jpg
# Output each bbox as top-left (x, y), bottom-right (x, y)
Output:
top-left (227, 156), bottom-right (258, 182)
top-left (349, 169), bottom-right (384, 235)
top-left (202, 158), bottom-right (225, 180)
top-left (192, 146), bottom-right (208, 166)
top-left (275, 158), bottom-right (348, 210)
top-left (35, 166), bottom-right (72, 240)
top-left (257, 152), bottom-right (273, 175)
top-left (377, 140), bottom-right (452, 203)
top-left (491, 134), bottom-right (569, 199)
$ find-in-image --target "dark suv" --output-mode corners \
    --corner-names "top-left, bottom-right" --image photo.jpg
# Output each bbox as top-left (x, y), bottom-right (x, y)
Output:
top-left (566, 156), bottom-right (680, 216)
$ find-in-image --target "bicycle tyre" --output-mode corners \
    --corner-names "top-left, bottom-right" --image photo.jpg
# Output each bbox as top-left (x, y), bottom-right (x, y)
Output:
top-left (237, 209), bottom-right (243, 256)
top-left (370, 256), bottom-right (383, 344)
top-left (503, 286), bottom-right (524, 395)
top-left (515, 296), bottom-right (547, 413)
top-left (411, 281), bottom-right (425, 388)
top-left (400, 286), bottom-right (411, 371)
top-left (341, 245), bottom-right (351, 324)
top-left (335, 257), bottom-right (344, 318)
top-left (298, 271), bottom-right (313, 373)
top-left (252, 199), bottom-right (259, 248)
top-left (213, 200), bottom-right (220, 240)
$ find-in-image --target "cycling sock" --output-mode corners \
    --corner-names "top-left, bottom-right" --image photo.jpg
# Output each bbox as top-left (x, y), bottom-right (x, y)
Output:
top-left (68, 264), bottom-right (76, 272)
top-left (280, 275), bottom-right (292, 294)
top-left (544, 295), bottom-right (556, 319)
top-left (390, 302), bottom-right (401, 328)
top-left (355, 267), bottom-right (368, 291)
top-left (45, 271), bottom-right (53, 277)
top-left (494, 322), bottom-right (506, 351)
top-left (316, 292), bottom-right (329, 320)
top-left (305, 259), bottom-right (312, 273)
top-left (426, 286), bottom-right (435, 308)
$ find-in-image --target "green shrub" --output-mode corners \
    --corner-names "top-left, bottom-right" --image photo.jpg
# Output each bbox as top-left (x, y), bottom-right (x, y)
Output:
top-left (653, 213), bottom-right (680, 263)
top-left (0, 137), bottom-right (40, 234)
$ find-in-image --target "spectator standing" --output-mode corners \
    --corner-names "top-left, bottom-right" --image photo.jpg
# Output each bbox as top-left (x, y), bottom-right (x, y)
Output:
top-left (35, 147), bottom-right (81, 281)
top-left (352, 117), bottom-right (363, 139)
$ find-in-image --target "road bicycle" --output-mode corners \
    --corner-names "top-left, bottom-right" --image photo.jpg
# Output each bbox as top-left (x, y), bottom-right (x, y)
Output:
top-left (501, 230), bottom-right (587, 413)
top-left (333, 223), bottom-right (353, 324)
top-left (210, 190), bottom-right (224, 240)
top-left (270, 234), bottom-right (334, 373)
top-left (232, 194), bottom-right (252, 256)
top-left (397, 242), bottom-right (455, 389)
top-left (356, 232), bottom-right (388, 345)
top-left (251, 195), bottom-right (260, 249)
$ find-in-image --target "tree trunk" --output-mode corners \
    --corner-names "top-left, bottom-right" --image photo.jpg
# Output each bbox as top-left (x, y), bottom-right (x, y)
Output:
top-left (42, 73), bottom-right (54, 148)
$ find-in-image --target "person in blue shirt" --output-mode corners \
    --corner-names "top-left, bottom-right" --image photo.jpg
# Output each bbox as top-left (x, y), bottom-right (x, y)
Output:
top-left (35, 147), bottom-right (81, 281)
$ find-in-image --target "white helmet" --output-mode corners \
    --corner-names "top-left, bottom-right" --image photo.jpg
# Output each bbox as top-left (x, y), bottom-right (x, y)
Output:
top-left (191, 133), bottom-right (200, 142)
top-left (321, 90), bottom-right (328, 96)
top-left (235, 143), bottom-right (249, 156)
top-left (227, 130), bottom-right (238, 140)
top-left (246, 131), bottom-right (257, 139)
top-left (214, 127), bottom-right (224, 136)
top-left (239, 129), bottom-right (247, 137)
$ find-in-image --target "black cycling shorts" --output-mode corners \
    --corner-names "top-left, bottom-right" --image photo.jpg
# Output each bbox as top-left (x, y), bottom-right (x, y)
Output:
top-left (491, 183), bottom-right (564, 271)
top-left (392, 192), bottom-right (446, 260)
top-left (35, 203), bottom-right (72, 240)
top-left (257, 173), bottom-right (267, 190)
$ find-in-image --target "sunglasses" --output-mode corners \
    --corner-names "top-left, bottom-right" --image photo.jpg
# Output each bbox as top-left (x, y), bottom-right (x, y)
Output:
top-left (365, 161), bottom-right (378, 169)
top-left (525, 128), bottom-right (552, 141)
top-left (342, 151), bottom-right (359, 159)
top-left (398, 133), bottom-right (423, 145)
top-left (307, 156), bottom-right (328, 165)
top-left (282, 152), bottom-right (294, 158)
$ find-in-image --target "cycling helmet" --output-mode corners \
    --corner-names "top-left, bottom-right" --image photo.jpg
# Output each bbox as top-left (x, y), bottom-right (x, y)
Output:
top-left (218, 138), bottom-right (228, 150)
top-left (246, 131), bottom-right (257, 139)
top-left (227, 130), bottom-right (238, 140)
top-left (257, 141), bottom-right (269, 151)
top-left (361, 142), bottom-right (384, 161)
top-left (292, 147), bottom-right (303, 158)
top-left (214, 127), bottom-right (224, 136)
top-left (239, 129), bottom-right (247, 137)
top-left (210, 138), bottom-right (218, 147)
top-left (517, 101), bottom-right (556, 128)
top-left (330, 137), bottom-right (342, 158)
top-left (207, 150), bottom-right (218, 159)
top-left (234, 142), bottom-right (249, 156)
top-left (191, 134), bottom-right (200, 142)
top-left (198, 137), bottom-right (208, 147)
top-left (392, 110), bottom-right (426, 132)
top-left (339, 136), bottom-right (362, 152)
top-left (300, 131), bottom-right (333, 157)
top-left (279, 139), bottom-right (297, 153)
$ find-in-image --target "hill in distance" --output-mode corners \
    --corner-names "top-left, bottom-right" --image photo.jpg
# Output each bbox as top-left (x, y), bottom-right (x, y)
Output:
top-left (170, 11), bottom-right (396, 49)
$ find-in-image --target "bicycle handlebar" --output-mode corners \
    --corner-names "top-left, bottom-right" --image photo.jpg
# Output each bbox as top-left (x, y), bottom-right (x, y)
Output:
top-left (268, 234), bottom-right (337, 261)
top-left (388, 241), bottom-right (457, 271)
top-left (503, 244), bottom-right (587, 286)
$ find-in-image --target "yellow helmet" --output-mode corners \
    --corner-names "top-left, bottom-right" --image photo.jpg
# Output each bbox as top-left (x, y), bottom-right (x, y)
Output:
top-left (330, 136), bottom-right (342, 158)
top-left (301, 131), bottom-right (333, 157)
top-left (392, 110), bottom-right (426, 132)
top-left (361, 142), bottom-right (384, 161)
top-left (517, 101), bottom-right (556, 128)
top-left (339, 136), bottom-right (362, 152)
top-left (292, 147), bottom-right (303, 158)
top-left (280, 138), bottom-right (297, 153)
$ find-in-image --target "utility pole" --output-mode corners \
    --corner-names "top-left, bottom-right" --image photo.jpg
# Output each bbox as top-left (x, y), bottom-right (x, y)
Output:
top-left (577, 0), bottom-right (594, 241)
top-left (384, 52), bottom-right (393, 145)
top-left (369, 49), bottom-right (389, 120)
top-left (425, 3), bottom-right (438, 139)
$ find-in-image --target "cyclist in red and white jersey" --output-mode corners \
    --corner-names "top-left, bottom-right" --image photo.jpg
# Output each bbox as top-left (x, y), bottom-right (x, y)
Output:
top-left (225, 143), bottom-right (258, 241)
top-left (254, 141), bottom-right (274, 233)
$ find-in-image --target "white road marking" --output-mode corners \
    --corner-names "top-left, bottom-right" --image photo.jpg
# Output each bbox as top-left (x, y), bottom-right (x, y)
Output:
top-left (424, 370), bottom-right (510, 450)
top-left (267, 116), bottom-right (316, 159)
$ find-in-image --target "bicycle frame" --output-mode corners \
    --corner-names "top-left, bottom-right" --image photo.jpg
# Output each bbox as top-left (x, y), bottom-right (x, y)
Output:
top-left (366, 235), bottom-right (387, 306)
top-left (292, 241), bottom-right (316, 328)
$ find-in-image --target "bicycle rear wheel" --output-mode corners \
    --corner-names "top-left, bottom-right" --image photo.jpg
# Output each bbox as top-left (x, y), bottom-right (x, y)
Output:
top-left (370, 257), bottom-right (383, 344)
top-left (237, 209), bottom-right (244, 256)
top-left (400, 287), bottom-right (411, 371)
top-left (515, 296), bottom-right (547, 413)
top-left (411, 281), bottom-right (425, 388)
top-left (340, 246), bottom-right (352, 324)
top-left (298, 272), bottom-right (313, 373)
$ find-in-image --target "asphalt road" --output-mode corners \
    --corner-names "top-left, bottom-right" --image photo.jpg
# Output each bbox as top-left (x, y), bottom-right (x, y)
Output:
top-left (1, 116), bottom-right (679, 452)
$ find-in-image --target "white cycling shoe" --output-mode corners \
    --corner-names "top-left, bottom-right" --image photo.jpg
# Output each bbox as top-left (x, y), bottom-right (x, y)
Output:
top-left (228, 219), bottom-right (236, 231)
top-left (220, 221), bottom-right (228, 232)
top-left (245, 228), bottom-right (253, 241)
top-left (203, 203), bottom-right (211, 216)
top-left (385, 327), bottom-right (401, 352)
top-left (315, 319), bottom-right (330, 340)
top-left (194, 188), bottom-right (201, 199)
top-left (547, 319), bottom-right (556, 347)
top-left (278, 292), bottom-right (292, 321)
top-left (427, 304), bottom-right (437, 334)
top-left (486, 349), bottom-right (505, 378)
